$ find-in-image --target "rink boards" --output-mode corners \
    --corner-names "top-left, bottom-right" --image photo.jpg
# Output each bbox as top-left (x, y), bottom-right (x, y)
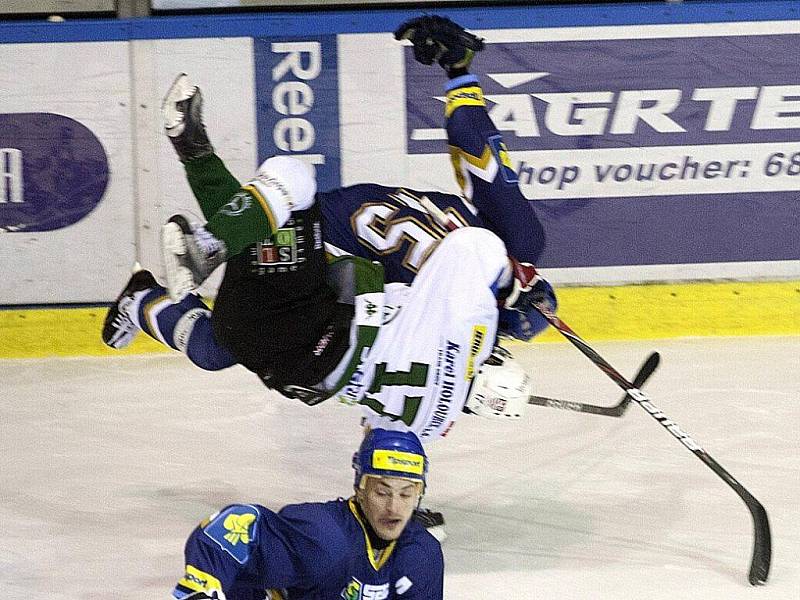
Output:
top-left (0, 2), bottom-right (798, 356)
top-left (2, 280), bottom-right (798, 358)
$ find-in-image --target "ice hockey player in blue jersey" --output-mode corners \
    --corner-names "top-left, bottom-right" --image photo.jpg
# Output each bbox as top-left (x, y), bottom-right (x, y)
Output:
top-left (102, 16), bottom-right (557, 434)
top-left (172, 428), bottom-right (443, 600)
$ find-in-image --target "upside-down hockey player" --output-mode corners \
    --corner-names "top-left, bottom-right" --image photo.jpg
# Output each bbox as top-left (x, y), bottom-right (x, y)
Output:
top-left (102, 17), bottom-right (557, 440)
top-left (172, 428), bottom-right (443, 600)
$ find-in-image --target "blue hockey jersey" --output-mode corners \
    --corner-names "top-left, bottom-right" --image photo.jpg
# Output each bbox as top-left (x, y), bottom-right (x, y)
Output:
top-left (172, 499), bottom-right (443, 600)
top-left (318, 75), bottom-right (545, 286)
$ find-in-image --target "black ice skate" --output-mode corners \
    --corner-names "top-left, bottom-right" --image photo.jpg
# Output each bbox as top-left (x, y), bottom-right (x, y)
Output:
top-left (162, 73), bottom-right (214, 163)
top-left (413, 507), bottom-right (447, 542)
top-left (161, 214), bottom-right (227, 302)
top-left (101, 264), bottom-right (156, 349)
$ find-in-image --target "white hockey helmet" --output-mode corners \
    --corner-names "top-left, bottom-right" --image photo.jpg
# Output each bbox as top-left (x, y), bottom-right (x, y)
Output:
top-left (248, 156), bottom-right (317, 228)
top-left (464, 345), bottom-right (531, 420)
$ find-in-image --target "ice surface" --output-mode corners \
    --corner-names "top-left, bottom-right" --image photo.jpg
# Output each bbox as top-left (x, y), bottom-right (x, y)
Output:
top-left (1, 337), bottom-right (798, 599)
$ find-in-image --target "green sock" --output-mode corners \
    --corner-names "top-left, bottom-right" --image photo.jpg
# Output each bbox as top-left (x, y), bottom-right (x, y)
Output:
top-left (184, 153), bottom-right (242, 220)
top-left (205, 187), bottom-right (275, 258)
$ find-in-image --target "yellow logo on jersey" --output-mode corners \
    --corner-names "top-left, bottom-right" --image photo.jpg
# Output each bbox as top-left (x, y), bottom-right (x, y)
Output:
top-left (223, 512), bottom-right (256, 545)
top-left (496, 141), bottom-right (514, 170)
top-left (465, 325), bottom-right (487, 380)
top-left (341, 579), bottom-right (362, 600)
top-left (340, 577), bottom-right (390, 600)
top-left (178, 564), bottom-right (223, 593)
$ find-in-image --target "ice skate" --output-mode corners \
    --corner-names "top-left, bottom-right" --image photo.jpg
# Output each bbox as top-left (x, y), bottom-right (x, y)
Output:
top-left (101, 264), bottom-right (156, 349)
top-left (162, 73), bottom-right (214, 162)
top-left (162, 214), bottom-right (227, 302)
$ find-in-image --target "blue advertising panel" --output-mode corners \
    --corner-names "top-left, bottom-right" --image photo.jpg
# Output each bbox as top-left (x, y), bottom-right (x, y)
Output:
top-left (254, 35), bottom-right (341, 191)
top-left (404, 32), bottom-right (800, 268)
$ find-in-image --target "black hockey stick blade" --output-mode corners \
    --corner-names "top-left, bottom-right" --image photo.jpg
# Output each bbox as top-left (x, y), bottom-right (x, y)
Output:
top-left (528, 351), bottom-right (660, 417)
top-left (746, 490), bottom-right (772, 585)
top-left (609, 351), bottom-right (661, 416)
top-left (689, 435), bottom-right (772, 585)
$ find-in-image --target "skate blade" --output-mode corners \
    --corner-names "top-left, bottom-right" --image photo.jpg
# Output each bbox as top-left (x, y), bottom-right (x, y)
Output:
top-left (104, 322), bottom-right (137, 349)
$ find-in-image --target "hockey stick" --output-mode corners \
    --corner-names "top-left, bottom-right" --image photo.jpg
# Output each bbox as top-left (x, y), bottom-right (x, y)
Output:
top-left (528, 303), bottom-right (771, 585)
top-left (528, 351), bottom-right (660, 417)
top-left (419, 195), bottom-right (771, 585)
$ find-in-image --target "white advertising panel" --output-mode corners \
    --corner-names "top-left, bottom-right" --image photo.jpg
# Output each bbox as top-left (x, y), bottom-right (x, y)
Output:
top-left (0, 42), bottom-right (134, 303)
top-left (1, 10), bottom-right (798, 304)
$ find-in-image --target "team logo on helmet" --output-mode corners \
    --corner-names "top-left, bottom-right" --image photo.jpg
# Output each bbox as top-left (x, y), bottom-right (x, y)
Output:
top-left (354, 429), bottom-right (428, 488)
top-left (371, 449), bottom-right (425, 476)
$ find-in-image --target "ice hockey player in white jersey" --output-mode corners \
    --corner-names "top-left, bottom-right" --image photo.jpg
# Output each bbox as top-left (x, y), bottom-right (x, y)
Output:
top-left (102, 16), bottom-right (557, 442)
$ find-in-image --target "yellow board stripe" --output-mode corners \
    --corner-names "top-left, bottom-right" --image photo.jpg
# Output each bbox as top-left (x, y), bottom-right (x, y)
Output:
top-left (1, 281), bottom-right (798, 358)
top-left (242, 184), bottom-right (279, 233)
top-left (0, 307), bottom-right (169, 358)
top-left (532, 280), bottom-right (800, 342)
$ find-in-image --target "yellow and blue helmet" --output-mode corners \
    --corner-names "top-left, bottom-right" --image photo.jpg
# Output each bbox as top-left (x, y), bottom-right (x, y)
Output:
top-left (353, 428), bottom-right (428, 490)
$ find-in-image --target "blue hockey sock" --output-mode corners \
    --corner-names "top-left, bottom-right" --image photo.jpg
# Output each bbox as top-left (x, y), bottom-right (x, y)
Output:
top-left (135, 286), bottom-right (185, 350)
top-left (136, 288), bottom-right (236, 370)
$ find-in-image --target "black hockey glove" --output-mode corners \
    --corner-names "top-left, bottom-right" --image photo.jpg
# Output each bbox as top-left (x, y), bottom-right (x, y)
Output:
top-left (394, 15), bottom-right (484, 75)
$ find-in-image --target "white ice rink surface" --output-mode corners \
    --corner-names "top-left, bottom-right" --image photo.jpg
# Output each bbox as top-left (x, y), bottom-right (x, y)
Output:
top-left (1, 337), bottom-right (798, 599)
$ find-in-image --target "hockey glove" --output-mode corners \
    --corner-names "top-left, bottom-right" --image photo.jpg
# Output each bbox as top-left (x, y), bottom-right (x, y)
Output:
top-left (394, 15), bottom-right (484, 75)
top-left (499, 259), bottom-right (557, 341)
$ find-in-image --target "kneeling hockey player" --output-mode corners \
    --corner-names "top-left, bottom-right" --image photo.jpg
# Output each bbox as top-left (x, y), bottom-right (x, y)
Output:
top-left (172, 428), bottom-right (443, 600)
